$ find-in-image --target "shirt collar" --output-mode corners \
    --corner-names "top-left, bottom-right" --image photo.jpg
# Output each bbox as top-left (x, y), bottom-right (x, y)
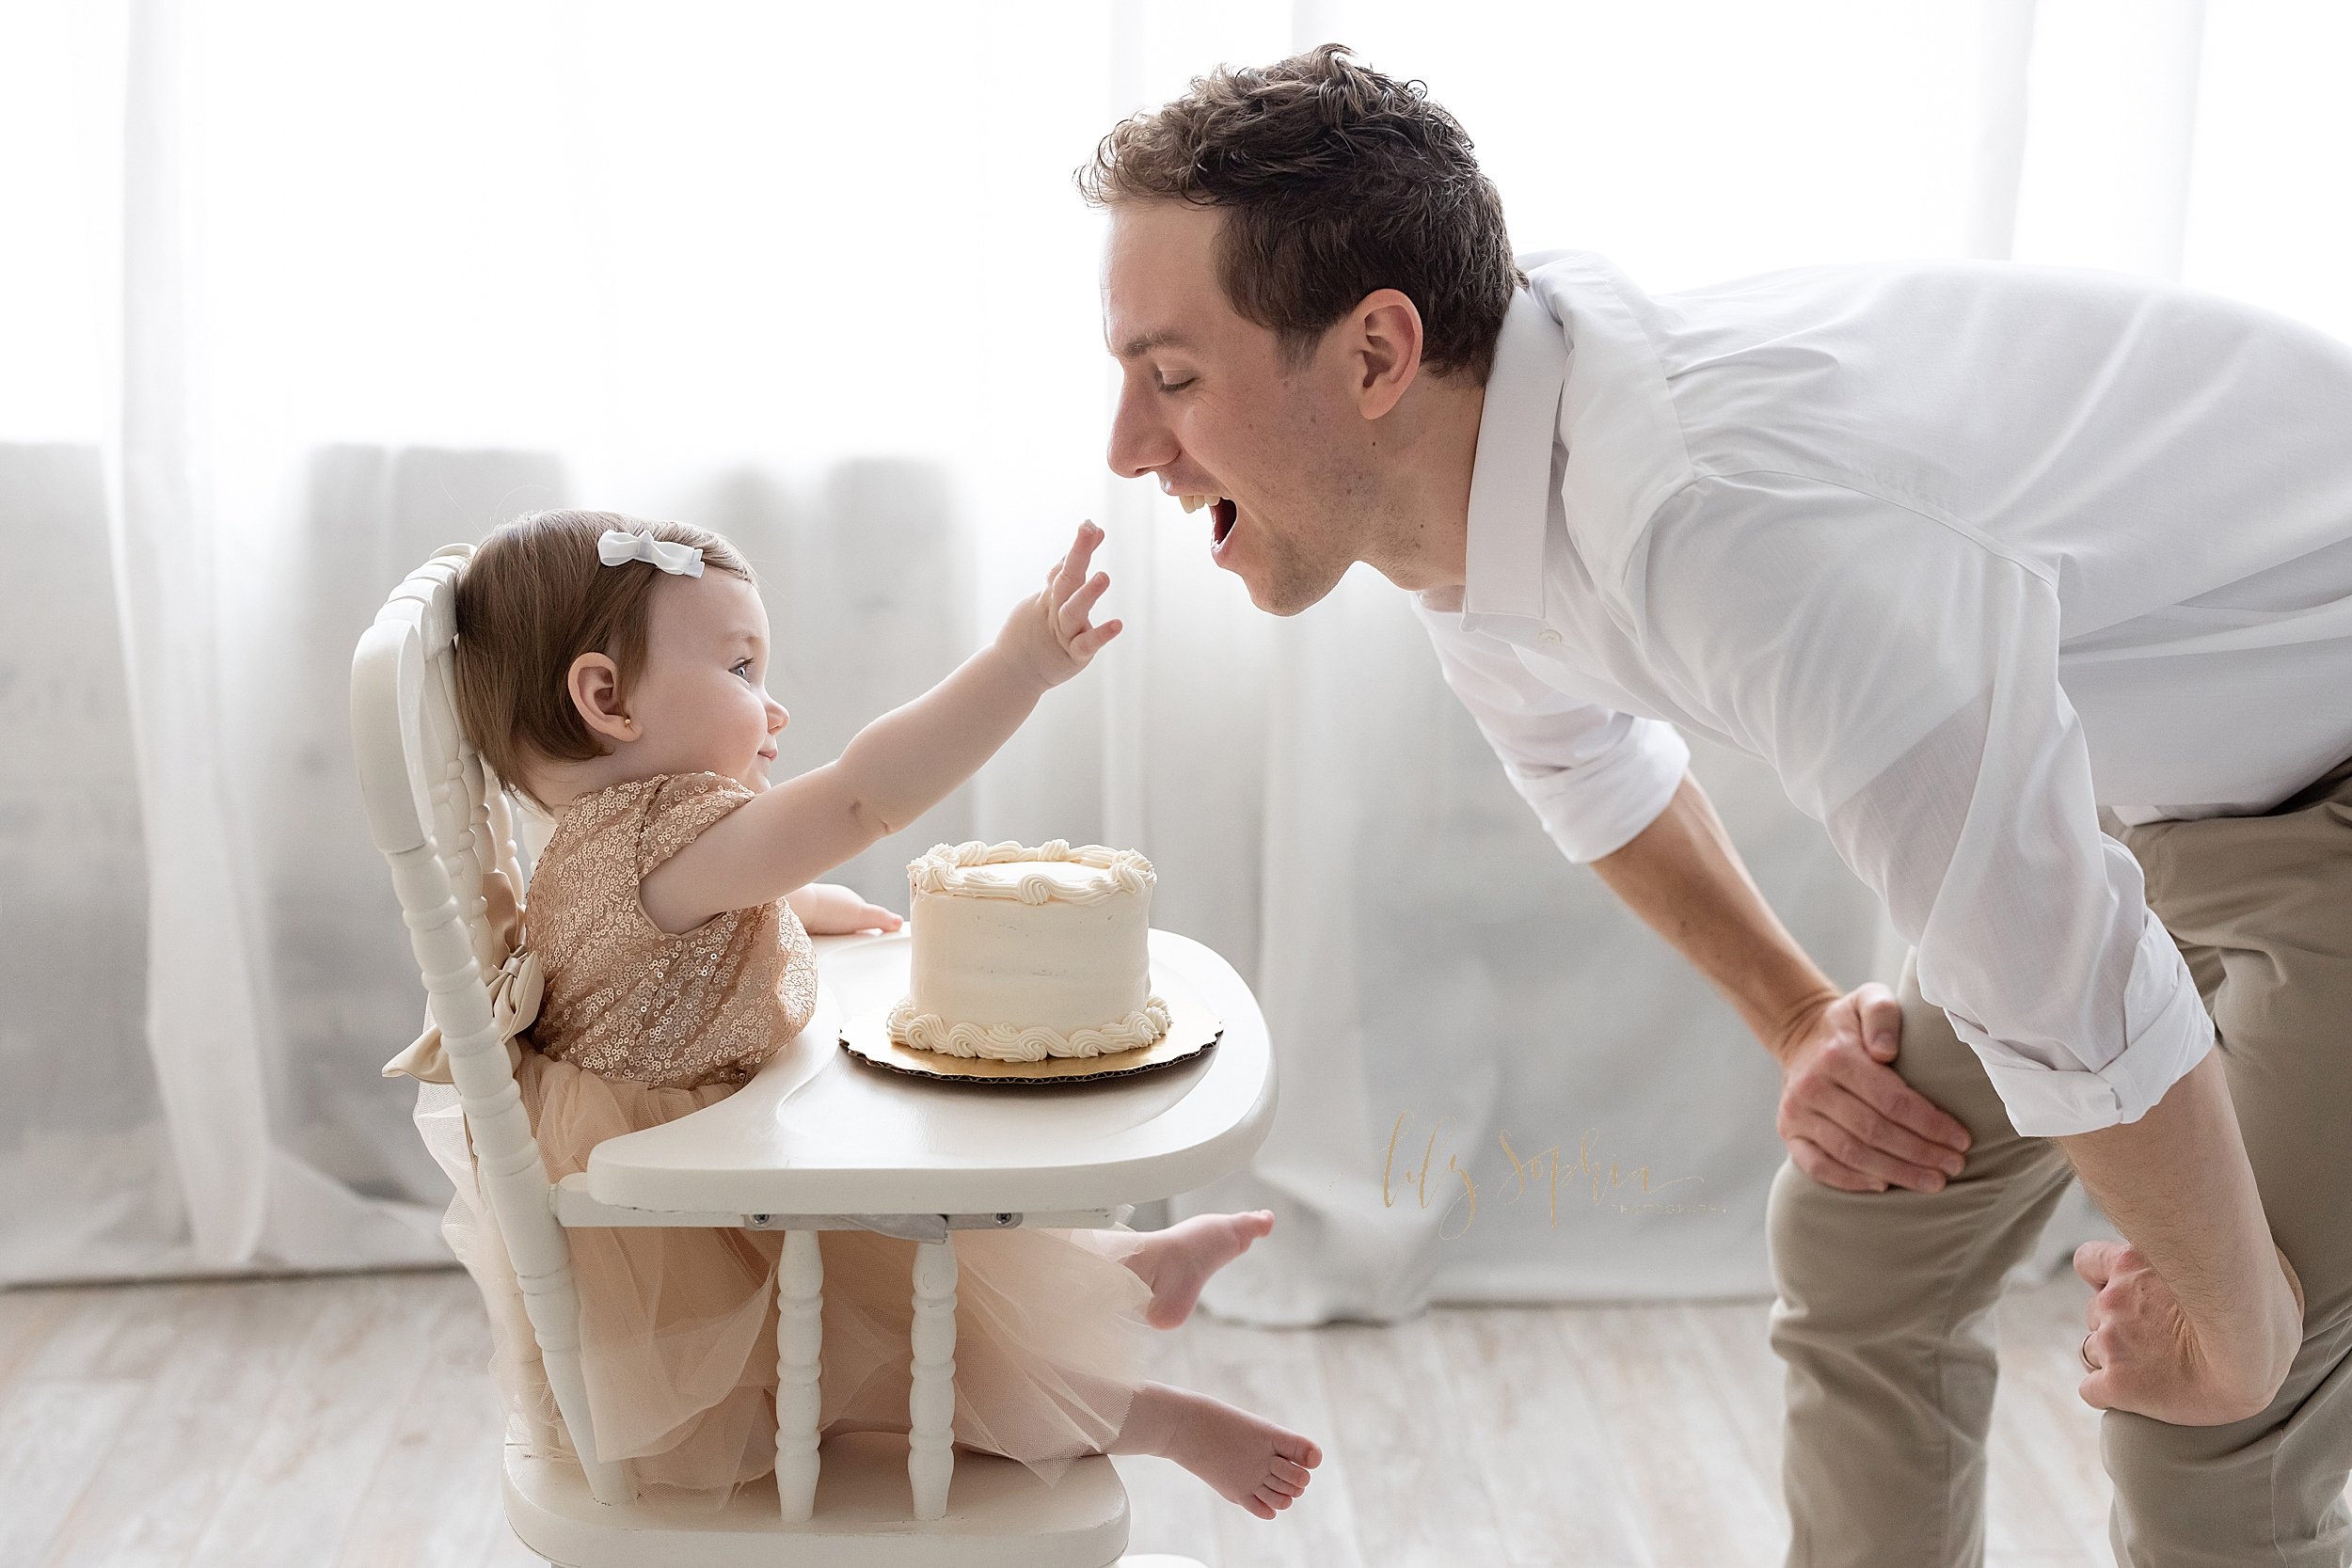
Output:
top-left (1454, 284), bottom-right (1571, 624)
top-left (1430, 251), bottom-right (1696, 626)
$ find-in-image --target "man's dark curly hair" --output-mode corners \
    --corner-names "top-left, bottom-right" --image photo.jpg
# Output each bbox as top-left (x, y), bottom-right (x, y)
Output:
top-left (1077, 42), bottom-right (1523, 384)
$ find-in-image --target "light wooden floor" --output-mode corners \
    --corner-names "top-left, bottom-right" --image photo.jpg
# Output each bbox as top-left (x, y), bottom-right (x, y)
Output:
top-left (2, 1267), bottom-right (2136, 1567)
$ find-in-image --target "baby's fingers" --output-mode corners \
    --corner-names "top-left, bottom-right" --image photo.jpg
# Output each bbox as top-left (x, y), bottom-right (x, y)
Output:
top-left (1051, 521), bottom-right (1103, 602)
top-left (1071, 618), bottom-right (1122, 657)
top-left (1058, 570), bottom-right (1112, 641)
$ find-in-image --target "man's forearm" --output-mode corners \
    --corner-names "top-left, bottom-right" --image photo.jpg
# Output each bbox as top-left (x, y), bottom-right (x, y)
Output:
top-left (1590, 771), bottom-right (1840, 1058)
top-left (2055, 1051), bottom-right (2302, 1402)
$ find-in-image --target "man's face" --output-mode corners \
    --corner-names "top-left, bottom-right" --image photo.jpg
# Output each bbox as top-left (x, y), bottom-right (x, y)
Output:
top-left (1101, 201), bottom-right (1365, 615)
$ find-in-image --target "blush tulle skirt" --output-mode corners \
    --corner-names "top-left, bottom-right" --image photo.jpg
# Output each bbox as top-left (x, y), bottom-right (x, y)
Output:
top-left (413, 1049), bottom-right (1156, 1511)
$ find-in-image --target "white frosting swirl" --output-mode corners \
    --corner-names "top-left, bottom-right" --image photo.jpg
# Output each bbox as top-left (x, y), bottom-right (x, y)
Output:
top-left (887, 993), bottom-right (1171, 1062)
top-left (906, 839), bottom-right (1155, 906)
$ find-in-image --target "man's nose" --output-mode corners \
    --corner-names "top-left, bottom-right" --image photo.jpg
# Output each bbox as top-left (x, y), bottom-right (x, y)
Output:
top-left (1105, 380), bottom-right (1176, 480)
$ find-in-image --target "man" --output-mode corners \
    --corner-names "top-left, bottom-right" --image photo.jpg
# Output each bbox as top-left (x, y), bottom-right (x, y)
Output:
top-left (1082, 43), bottom-right (2351, 1568)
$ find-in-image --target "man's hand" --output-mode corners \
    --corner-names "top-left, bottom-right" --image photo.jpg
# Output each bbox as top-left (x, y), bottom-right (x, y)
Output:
top-left (1770, 981), bottom-right (1973, 1194)
top-left (994, 521), bottom-right (1122, 690)
top-left (784, 882), bottom-right (902, 936)
top-left (1584, 775), bottom-right (1971, 1196)
top-left (2056, 1052), bottom-right (2304, 1426)
top-left (2075, 1239), bottom-right (2305, 1425)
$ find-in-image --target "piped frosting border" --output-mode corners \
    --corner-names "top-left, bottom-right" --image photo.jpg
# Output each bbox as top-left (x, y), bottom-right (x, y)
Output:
top-left (886, 994), bottom-right (1172, 1061)
top-left (907, 839), bottom-right (1155, 907)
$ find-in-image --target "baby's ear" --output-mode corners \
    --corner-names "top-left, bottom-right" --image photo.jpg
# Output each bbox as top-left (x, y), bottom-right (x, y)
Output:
top-left (566, 652), bottom-right (638, 746)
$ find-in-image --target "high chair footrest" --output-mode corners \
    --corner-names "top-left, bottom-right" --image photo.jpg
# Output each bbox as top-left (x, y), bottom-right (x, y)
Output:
top-left (502, 1430), bottom-right (1130, 1567)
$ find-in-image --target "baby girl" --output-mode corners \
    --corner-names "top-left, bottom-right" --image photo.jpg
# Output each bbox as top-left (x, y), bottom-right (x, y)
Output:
top-left (395, 507), bottom-right (1319, 1520)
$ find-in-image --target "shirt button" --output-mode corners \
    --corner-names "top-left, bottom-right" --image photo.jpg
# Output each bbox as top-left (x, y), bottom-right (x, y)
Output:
top-left (1538, 628), bottom-right (1564, 645)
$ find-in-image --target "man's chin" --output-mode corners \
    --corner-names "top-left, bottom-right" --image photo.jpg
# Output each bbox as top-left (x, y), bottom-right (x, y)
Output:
top-left (1239, 564), bottom-right (1344, 618)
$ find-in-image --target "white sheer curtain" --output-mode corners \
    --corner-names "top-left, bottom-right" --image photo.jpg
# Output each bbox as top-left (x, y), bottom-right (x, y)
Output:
top-left (5, 1), bottom-right (2344, 1309)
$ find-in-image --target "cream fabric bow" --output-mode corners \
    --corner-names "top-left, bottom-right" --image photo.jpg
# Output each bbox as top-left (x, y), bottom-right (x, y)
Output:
top-left (382, 864), bottom-right (543, 1085)
top-left (596, 528), bottom-right (704, 578)
top-left (382, 946), bottom-right (543, 1085)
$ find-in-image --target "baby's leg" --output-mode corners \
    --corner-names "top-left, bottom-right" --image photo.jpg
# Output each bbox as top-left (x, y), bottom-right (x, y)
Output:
top-left (1109, 1379), bottom-right (1320, 1520)
top-left (1117, 1210), bottom-right (1276, 1329)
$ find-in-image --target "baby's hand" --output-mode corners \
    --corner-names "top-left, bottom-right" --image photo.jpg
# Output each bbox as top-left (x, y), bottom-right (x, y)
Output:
top-left (785, 882), bottom-right (903, 935)
top-left (995, 521), bottom-right (1121, 690)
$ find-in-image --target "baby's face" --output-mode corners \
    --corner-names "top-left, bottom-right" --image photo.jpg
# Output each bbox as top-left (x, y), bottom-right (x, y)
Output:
top-left (628, 569), bottom-right (788, 793)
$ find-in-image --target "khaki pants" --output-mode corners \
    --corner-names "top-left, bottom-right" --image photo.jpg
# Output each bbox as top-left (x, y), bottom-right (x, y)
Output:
top-left (1768, 754), bottom-right (2352, 1566)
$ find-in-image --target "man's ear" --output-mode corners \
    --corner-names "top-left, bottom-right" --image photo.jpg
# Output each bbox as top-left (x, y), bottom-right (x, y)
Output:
top-left (1351, 288), bottom-right (1425, 420)
top-left (566, 652), bottom-right (638, 747)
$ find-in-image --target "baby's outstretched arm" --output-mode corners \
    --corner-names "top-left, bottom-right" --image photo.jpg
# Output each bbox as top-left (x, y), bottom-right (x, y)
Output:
top-left (641, 522), bottom-right (1120, 934)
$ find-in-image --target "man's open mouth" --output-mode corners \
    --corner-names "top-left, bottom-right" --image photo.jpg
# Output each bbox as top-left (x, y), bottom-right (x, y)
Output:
top-left (1179, 491), bottom-right (1238, 546)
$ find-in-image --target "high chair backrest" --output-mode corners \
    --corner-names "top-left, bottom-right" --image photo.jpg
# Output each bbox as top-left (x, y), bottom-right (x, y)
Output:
top-left (350, 544), bottom-right (629, 1505)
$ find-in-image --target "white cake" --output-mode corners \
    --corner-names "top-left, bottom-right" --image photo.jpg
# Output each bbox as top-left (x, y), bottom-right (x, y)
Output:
top-left (887, 839), bottom-right (1171, 1061)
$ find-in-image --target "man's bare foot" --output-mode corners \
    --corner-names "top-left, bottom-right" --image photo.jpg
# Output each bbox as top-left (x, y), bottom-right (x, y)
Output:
top-left (1110, 1381), bottom-right (1321, 1519)
top-left (1124, 1210), bottom-right (1276, 1329)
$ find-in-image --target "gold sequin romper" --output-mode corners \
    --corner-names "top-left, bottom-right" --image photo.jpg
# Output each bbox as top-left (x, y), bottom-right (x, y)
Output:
top-left (416, 772), bottom-right (1156, 1510)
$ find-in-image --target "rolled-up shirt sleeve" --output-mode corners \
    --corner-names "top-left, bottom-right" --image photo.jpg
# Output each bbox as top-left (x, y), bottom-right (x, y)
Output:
top-left (1640, 471), bottom-right (2214, 1136)
top-left (1412, 594), bottom-right (1690, 863)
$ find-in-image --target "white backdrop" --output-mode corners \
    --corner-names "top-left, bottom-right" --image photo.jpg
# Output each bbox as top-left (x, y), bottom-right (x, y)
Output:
top-left (6, 0), bottom-right (2346, 1317)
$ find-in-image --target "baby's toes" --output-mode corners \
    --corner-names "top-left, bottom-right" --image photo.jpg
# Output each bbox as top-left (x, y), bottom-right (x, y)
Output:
top-left (1254, 1485), bottom-right (1295, 1513)
top-left (1278, 1434), bottom-right (1323, 1468)
top-left (1243, 1492), bottom-right (1277, 1521)
top-left (1273, 1456), bottom-right (1312, 1489)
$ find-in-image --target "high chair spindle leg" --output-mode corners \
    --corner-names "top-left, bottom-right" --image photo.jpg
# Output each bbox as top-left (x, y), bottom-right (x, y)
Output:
top-left (776, 1228), bottom-right (824, 1521)
top-left (908, 1235), bottom-right (958, 1520)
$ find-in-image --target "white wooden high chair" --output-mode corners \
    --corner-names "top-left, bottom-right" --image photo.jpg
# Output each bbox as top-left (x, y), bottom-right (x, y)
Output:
top-left (351, 545), bottom-right (1275, 1568)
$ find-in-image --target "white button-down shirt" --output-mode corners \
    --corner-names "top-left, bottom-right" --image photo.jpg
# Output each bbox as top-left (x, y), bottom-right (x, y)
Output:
top-left (1417, 250), bottom-right (2352, 1136)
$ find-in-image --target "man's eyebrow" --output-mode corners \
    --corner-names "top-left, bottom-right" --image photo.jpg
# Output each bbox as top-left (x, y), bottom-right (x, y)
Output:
top-left (1114, 328), bottom-right (1192, 359)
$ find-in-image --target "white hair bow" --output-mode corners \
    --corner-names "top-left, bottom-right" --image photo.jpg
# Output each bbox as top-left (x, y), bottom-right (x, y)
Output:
top-left (597, 528), bottom-right (705, 578)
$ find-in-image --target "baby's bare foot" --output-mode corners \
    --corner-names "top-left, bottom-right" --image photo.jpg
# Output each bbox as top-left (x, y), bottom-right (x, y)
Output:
top-left (1112, 1381), bottom-right (1321, 1519)
top-left (1127, 1210), bottom-right (1275, 1329)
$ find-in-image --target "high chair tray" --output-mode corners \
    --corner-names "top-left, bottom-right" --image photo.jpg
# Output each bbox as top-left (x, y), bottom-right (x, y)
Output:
top-left (579, 928), bottom-right (1275, 1217)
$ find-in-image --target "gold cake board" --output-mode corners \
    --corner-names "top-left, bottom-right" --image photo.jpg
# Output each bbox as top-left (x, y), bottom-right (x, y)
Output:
top-left (839, 968), bottom-right (1221, 1085)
